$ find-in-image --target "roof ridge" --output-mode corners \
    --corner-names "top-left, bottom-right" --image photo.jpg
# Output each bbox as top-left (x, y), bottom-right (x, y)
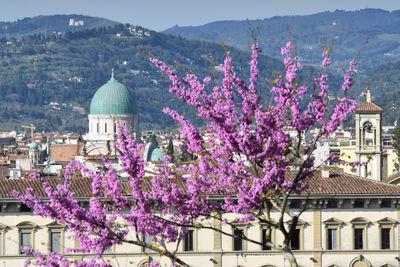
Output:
top-left (356, 101), bottom-right (384, 112)
top-left (333, 169), bottom-right (400, 189)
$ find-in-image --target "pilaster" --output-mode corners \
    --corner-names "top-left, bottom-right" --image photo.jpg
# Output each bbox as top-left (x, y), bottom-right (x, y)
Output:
top-left (313, 209), bottom-right (322, 267)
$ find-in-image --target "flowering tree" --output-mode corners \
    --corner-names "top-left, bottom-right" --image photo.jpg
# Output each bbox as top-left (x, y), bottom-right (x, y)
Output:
top-left (14, 42), bottom-right (358, 267)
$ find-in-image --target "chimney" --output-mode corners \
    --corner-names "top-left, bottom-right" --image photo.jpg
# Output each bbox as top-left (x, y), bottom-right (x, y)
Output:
top-left (321, 166), bottom-right (330, 179)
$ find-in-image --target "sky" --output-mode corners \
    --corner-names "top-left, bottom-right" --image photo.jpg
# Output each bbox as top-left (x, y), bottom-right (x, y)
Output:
top-left (1, 0), bottom-right (400, 31)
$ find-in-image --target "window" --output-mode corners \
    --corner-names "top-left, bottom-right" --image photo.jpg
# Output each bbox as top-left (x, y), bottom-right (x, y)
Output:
top-left (381, 228), bottom-right (390, 249)
top-left (327, 229), bottom-right (337, 250)
top-left (262, 229), bottom-right (271, 250)
top-left (233, 229), bottom-right (243, 251)
top-left (20, 204), bottom-right (31, 212)
top-left (20, 232), bottom-right (32, 254)
top-left (324, 218), bottom-right (343, 250)
top-left (380, 199), bottom-right (391, 208)
top-left (260, 222), bottom-right (275, 251)
top-left (17, 222), bottom-right (37, 255)
top-left (47, 222), bottom-right (65, 253)
top-left (113, 123), bottom-right (116, 134)
top-left (183, 230), bottom-right (194, 251)
top-left (354, 229), bottom-right (363, 249)
top-left (104, 123), bottom-right (107, 133)
top-left (378, 217), bottom-right (396, 250)
top-left (74, 238), bottom-right (80, 249)
top-left (353, 200), bottom-right (364, 208)
top-left (287, 219), bottom-right (305, 251)
top-left (50, 232), bottom-right (61, 252)
top-left (96, 123), bottom-right (99, 133)
top-left (104, 245), bottom-right (112, 254)
top-left (142, 235), bottom-right (154, 252)
top-left (290, 229), bottom-right (301, 250)
top-left (327, 200), bottom-right (338, 208)
top-left (289, 200), bottom-right (301, 209)
top-left (351, 217), bottom-right (369, 250)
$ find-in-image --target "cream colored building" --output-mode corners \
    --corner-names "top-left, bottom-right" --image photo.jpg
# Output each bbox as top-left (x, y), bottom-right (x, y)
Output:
top-left (0, 170), bottom-right (400, 267)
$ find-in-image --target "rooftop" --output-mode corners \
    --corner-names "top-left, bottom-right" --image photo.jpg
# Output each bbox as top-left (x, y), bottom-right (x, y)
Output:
top-left (4, 169), bottom-right (400, 200)
top-left (355, 90), bottom-right (384, 113)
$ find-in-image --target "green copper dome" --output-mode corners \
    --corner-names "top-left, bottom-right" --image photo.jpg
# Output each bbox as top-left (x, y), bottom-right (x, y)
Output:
top-left (148, 147), bottom-right (166, 162)
top-left (29, 141), bottom-right (38, 151)
top-left (90, 72), bottom-right (137, 115)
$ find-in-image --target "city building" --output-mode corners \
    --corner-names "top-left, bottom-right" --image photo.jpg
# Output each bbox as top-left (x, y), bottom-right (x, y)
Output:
top-left (0, 170), bottom-right (398, 266)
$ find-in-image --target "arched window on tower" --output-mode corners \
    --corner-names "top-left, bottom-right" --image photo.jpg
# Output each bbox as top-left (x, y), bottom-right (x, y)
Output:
top-left (105, 123), bottom-right (107, 133)
top-left (113, 123), bottom-right (116, 134)
top-left (96, 123), bottom-right (99, 133)
top-left (362, 121), bottom-right (374, 147)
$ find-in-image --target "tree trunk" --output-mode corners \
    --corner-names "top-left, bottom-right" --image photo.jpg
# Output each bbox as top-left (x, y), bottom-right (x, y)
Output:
top-left (283, 244), bottom-right (298, 267)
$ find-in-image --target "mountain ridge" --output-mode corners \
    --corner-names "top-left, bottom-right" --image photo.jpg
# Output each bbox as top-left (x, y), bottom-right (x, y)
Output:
top-left (0, 22), bottom-right (290, 133)
top-left (163, 8), bottom-right (400, 73)
top-left (0, 14), bottom-right (119, 39)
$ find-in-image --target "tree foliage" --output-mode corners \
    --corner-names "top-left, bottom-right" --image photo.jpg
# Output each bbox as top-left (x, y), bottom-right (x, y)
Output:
top-left (0, 23), bottom-right (293, 132)
top-left (14, 41), bottom-right (358, 267)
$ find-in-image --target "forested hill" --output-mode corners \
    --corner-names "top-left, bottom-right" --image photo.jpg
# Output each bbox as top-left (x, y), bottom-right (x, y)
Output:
top-left (164, 9), bottom-right (400, 73)
top-left (0, 23), bottom-right (290, 133)
top-left (0, 15), bottom-right (118, 39)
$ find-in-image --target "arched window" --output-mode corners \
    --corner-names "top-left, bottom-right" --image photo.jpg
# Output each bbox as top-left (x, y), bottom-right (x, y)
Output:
top-left (105, 123), bottom-right (107, 133)
top-left (362, 121), bottom-right (374, 147)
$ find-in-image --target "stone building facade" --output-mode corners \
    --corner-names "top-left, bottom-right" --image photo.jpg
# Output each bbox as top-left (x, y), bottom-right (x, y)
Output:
top-left (0, 171), bottom-right (399, 267)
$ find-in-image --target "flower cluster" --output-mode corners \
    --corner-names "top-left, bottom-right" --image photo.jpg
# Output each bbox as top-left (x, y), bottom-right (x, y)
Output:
top-left (14, 41), bottom-right (358, 266)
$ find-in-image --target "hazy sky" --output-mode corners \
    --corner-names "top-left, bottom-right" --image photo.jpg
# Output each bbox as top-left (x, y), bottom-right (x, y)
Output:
top-left (1, 0), bottom-right (400, 31)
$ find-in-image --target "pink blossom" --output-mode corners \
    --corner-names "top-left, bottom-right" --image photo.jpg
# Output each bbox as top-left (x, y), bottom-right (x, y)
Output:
top-left (13, 40), bottom-right (359, 266)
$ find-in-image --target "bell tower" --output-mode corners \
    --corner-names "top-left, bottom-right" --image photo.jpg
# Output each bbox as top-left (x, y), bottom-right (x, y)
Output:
top-left (355, 90), bottom-right (384, 181)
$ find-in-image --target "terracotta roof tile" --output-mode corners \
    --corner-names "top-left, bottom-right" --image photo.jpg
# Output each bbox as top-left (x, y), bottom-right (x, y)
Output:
top-left (0, 177), bottom-right (94, 199)
top-left (51, 144), bottom-right (80, 162)
top-left (356, 102), bottom-right (384, 113)
top-left (1, 169), bottom-right (399, 200)
top-left (296, 170), bottom-right (400, 195)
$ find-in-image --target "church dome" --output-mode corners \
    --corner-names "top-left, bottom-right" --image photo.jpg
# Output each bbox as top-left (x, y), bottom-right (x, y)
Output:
top-left (29, 142), bottom-right (38, 151)
top-left (90, 72), bottom-right (137, 115)
top-left (148, 147), bottom-right (166, 162)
